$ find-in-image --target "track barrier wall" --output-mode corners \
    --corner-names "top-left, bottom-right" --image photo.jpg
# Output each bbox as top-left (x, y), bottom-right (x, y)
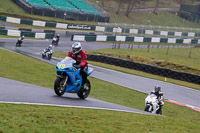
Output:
top-left (72, 34), bottom-right (200, 44)
top-left (87, 55), bottom-right (200, 85)
top-left (0, 29), bottom-right (54, 39)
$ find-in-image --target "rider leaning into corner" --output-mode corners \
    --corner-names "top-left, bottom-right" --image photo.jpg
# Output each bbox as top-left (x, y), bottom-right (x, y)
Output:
top-left (67, 42), bottom-right (88, 87)
top-left (150, 85), bottom-right (164, 114)
top-left (56, 34), bottom-right (60, 42)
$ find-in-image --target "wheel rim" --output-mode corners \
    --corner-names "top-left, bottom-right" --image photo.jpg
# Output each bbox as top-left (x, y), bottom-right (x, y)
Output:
top-left (58, 80), bottom-right (65, 93)
top-left (83, 83), bottom-right (90, 96)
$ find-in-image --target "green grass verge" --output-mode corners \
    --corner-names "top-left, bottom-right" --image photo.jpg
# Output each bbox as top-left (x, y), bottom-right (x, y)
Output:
top-left (88, 0), bottom-right (180, 9)
top-left (0, 103), bottom-right (199, 133)
top-left (0, 44), bottom-right (200, 132)
top-left (108, 11), bottom-right (200, 28)
top-left (53, 51), bottom-right (200, 91)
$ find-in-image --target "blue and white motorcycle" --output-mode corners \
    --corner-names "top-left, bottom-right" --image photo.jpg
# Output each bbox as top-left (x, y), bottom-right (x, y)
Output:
top-left (42, 48), bottom-right (53, 60)
top-left (54, 57), bottom-right (93, 99)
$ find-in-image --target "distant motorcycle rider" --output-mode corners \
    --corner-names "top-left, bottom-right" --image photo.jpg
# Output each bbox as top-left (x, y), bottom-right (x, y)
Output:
top-left (52, 34), bottom-right (60, 45)
top-left (16, 36), bottom-right (25, 47)
top-left (67, 42), bottom-right (88, 86)
top-left (150, 85), bottom-right (164, 114)
top-left (56, 34), bottom-right (60, 42)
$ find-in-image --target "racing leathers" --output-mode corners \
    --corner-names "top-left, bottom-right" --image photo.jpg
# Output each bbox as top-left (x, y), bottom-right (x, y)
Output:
top-left (67, 50), bottom-right (88, 85)
top-left (150, 90), bottom-right (164, 114)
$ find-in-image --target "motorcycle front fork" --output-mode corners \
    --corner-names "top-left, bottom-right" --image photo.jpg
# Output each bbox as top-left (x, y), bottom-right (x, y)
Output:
top-left (63, 76), bottom-right (68, 87)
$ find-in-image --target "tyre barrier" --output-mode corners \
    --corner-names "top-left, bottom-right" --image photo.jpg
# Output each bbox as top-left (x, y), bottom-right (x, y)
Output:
top-left (87, 55), bottom-right (200, 85)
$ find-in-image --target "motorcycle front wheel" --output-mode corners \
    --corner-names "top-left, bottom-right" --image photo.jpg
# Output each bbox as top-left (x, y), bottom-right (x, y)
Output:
top-left (77, 79), bottom-right (91, 99)
top-left (54, 77), bottom-right (66, 96)
top-left (48, 54), bottom-right (52, 60)
top-left (42, 53), bottom-right (45, 58)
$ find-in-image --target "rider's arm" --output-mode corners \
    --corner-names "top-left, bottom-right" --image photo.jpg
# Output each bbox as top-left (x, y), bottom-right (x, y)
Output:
top-left (67, 51), bottom-right (73, 58)
top-left (159, 92), bottom-right (164, 101)
top-left (150, 90), bottom-right (155, 95)
top-left (80, 51), bottom-right (87, 67)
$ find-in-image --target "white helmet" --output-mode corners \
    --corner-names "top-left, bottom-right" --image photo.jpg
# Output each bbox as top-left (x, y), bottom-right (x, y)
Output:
top-left (49, 44), bottom-right (53, 49)
top-left (155, 85), bottom-right (161, 92)
top-left (72, 42), bottom-right (81, 54)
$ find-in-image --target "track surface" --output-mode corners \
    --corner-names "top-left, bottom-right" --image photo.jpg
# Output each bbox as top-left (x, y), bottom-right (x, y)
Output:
top-left (0, 37), bottom-right (199, 113)
top-left (0, 77), bottom-right (148, 114)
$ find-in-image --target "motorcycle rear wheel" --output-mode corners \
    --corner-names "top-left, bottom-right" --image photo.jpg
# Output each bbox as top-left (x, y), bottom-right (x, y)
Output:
top-left (16, 42), bottom-right (20, 47)
top-left (77, 79), bottom-right (91, 99)
top-left (42, 53), bottom-right (45, 58)
top-left (156, 108), bottom-right (162, 115)
top-left (54, 77), bottom-right (66, 96)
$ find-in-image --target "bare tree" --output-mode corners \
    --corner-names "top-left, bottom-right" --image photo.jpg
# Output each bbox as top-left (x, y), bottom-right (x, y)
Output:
top-left (116, 0), bottom-right (123, 14)
top-left (125, 0), bottom-right (138, 17)
top-left (124, 0), bottom-right (146, 17)
top-left (153, 0), bottom-right (160, 15)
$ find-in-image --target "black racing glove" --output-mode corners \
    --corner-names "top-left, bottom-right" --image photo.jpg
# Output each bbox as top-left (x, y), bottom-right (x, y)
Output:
top-left (74, 64), bottom-right (81, 69)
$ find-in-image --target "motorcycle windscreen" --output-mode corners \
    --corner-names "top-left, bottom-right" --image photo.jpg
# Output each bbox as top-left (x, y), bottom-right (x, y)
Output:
top-left (60, 57), bottom-right (75, 64)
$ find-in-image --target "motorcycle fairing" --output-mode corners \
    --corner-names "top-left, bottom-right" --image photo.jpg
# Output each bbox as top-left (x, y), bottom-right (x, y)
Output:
top-left (56, 58), bottom-right (82, 93)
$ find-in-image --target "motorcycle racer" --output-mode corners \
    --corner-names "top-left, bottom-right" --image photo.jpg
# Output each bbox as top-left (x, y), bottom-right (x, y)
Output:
top-left (67, 42), bottom-right (88, 86)
top-left (150, 85), bottom-right (164, 114)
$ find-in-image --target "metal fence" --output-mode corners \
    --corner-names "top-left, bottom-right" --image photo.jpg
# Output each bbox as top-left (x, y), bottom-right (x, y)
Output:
top-left (98, 22), bottom-right (200, 32)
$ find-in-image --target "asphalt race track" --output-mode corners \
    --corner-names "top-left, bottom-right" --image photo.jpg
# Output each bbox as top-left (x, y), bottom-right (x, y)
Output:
top-left (0, 37), bottom-right (200, 113)
top-left (0, 77), bottom-right (149, 114)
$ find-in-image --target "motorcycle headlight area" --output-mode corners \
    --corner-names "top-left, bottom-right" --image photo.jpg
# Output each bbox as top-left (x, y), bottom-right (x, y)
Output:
top-left (56, 64), bottom-right (70, 70)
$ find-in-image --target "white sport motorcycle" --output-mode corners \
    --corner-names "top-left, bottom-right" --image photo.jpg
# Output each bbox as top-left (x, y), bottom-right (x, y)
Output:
top-left (144, 94), bottom-right (164, 115)
top-left (52, 37), bottom-right (59, 46)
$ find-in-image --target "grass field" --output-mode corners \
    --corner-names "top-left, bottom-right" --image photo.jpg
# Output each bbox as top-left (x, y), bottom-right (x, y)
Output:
top-left (0, 48), bottom-right (200, 132)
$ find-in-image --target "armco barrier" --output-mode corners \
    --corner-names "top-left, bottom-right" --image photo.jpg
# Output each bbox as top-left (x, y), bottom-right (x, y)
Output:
top-left (0, 15), bottom-right (96, 31)
top-left (0, 29), bottom-right (54, 39)
top-left (72, 34), bottom-right (200, 44)
top-left (87, 55), bottom-right (200, 85)
top-left (1, 15), bottom-right (200, 38)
